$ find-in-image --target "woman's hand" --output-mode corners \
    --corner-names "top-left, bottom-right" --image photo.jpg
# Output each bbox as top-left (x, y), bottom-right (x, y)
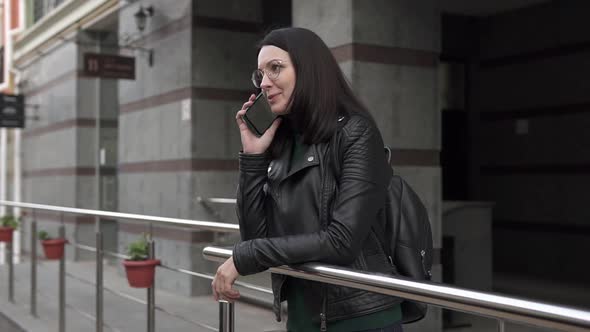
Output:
top-left (236, 94), bottom-right (282, 154)
top-left (211, 256), bottom-right (241, 302)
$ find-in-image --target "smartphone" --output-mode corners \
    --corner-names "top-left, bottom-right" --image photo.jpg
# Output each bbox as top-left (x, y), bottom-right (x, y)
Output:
top-left (243, 92), bottom-right (277, 137)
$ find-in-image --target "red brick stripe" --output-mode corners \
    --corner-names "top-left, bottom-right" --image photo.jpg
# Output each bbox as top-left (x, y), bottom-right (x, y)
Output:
top-left (331, 43), bottom-right (439, 67)
top-left (23, 167), bottom-right (116, 177)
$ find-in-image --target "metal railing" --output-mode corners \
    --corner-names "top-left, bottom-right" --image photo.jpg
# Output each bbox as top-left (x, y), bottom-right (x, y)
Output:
top-left (201, 197), bottom-right (590, 331)
top-left (2, 199), bottom-right (590, 332)
top-left (0, 200), bottom-right (243, 332)
top-left (203, 247), bottom-right (590, 332)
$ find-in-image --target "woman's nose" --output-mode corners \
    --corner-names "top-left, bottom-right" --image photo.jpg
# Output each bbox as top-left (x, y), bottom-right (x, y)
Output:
top-left (260, 73), bottom-right (273, 89)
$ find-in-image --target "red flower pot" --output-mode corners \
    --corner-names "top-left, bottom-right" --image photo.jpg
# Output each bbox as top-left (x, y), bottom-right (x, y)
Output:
top-left (0, 227), bottom-right (14, 243)
top-left (123, 259), bottom-right (161, 288)
top-left (41, 238), bottom-right (67, 260)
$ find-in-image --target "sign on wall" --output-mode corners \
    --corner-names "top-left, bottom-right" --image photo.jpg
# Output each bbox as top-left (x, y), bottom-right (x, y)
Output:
top-left (83, 53), bottom-right (136, 80)
top-left (0, 93), bottom-right (25, 128)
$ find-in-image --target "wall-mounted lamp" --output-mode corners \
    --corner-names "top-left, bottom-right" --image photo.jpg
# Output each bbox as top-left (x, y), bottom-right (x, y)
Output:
top-left (119, 4), bottom-right (155, 66)
top-left (134, 5), bottom-right (154, 32)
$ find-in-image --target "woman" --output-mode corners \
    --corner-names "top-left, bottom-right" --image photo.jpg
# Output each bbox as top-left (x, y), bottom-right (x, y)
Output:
top-left (211, 27), bottom-right (403, 332)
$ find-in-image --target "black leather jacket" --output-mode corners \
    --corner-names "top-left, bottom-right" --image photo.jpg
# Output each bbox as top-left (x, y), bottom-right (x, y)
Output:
top-left (233, 114), bottom-right (402, 327)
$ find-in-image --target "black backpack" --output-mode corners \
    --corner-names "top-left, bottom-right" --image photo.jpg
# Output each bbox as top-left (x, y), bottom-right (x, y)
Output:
top-left (380, 147), bottom-right (433, 323)
top-left (329, 140), bottom-right (434, 324)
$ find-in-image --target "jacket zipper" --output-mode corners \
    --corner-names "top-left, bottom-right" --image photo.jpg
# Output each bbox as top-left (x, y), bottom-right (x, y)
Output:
top-left (421, 217), bottom-right (431, 279)
top-left (420, 249), bottom-right (427, 276)
top-left (319, 145), bottom-right (332, 331)
top-left (320, 287), bottom-right (327, 331)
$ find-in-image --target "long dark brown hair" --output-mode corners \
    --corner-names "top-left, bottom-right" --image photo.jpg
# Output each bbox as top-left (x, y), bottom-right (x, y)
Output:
top-left (258, 27), bottom-right (372, 157)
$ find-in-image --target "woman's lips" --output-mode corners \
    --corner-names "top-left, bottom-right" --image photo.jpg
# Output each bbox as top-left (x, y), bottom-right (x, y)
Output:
top-left (267, 93), bottom-right (279, 103)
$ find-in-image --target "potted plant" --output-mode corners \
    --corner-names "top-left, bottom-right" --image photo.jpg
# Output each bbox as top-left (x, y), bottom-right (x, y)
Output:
top-left (0, 215), bottom-right (19, 243)
top-left (38, 230), bottom-right (68, 260)
top-left (122, 233), bottom-right (160, 288)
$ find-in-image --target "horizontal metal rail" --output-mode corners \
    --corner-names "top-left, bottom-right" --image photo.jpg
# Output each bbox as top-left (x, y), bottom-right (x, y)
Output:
top-left (197, 197), bottom-right (237, 205)
top-left (0, 200), bottom-right (239, 233)
top-left (203, 246), bottom-right (590, 332)
top-left (0, 200), bottom-right (239, 332)
top-left (70, 242), bottom-right (272, 295)
top-left (7, 200), bottom-right (589, 331)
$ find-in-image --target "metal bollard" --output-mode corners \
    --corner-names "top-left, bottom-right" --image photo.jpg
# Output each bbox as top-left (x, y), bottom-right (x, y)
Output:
top-left (58, 224), bottom-right (66, 332)
top-left (96, 231), bottom-right (103, 332)
top-left (31, 219), bottom-right (37, 316)
top-left (219, 301), bottom-right (235, 332)
top-left (147, 238), bottom-right (156, 332)
top-left (7, 239), bottom-right (14, 303)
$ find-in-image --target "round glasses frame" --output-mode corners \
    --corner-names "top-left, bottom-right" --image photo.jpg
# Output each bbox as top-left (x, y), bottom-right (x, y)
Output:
top-left (251, 61), bottom-right (284, 88)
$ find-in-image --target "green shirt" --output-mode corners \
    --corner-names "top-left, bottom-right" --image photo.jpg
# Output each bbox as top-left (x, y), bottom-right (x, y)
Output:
top-left (286, 278), bottom-right (402, 332)
top-left (286, 137), bottom-right (402, 331)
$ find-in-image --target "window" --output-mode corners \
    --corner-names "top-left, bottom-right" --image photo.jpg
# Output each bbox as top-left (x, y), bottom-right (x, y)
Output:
top-left (33, 0), bottom-right (45, 23)
top-left (33, 0), bottom-right (65, 23)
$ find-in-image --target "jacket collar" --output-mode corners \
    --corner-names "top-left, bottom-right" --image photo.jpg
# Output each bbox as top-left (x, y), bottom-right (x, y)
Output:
top-left (268, 138), bottom-right (320, 184)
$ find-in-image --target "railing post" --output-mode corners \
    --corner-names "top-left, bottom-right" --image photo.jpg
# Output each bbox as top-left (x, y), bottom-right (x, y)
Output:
top-left (58, 223), bottom-right (66, 332)
top-left (147, 227), bottom-right (156, 332)
top-left (218, 301), bottom-right (235, 332)
top-left (96, 230), bottom-right (103, 332)
top-left (7, 237), bottom-right (14, 303)
top-left (30, 217), bottom-right (37, 316)
top-left (497, 319), bottom-right (506, 332)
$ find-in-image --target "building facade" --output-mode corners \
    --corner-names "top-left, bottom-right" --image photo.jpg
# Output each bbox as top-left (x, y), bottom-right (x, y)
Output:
top-left (2, 1), bottom-right (450, 330)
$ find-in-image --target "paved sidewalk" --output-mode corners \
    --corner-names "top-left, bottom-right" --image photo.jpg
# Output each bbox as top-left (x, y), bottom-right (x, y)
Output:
top-left (0, 257), bottom-right (285, 332)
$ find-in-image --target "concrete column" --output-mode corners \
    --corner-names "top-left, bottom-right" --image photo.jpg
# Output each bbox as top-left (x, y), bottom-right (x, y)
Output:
top-left (294, 1), bottom-right (442, 330)
top-left (116, 0), bottom-right (259, 296)
top-left (188, 0), bottom-right (264, 295)
top-left (117, 0), bottom-right (196, 295)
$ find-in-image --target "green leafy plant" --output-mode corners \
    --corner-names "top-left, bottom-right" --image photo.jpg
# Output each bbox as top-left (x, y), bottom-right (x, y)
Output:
top-left (1, 215), bottom-right (19, 229)
top-left (38, 230), bottom-right (51, 241)
top-left (126, 233), bottom-right (150, 261)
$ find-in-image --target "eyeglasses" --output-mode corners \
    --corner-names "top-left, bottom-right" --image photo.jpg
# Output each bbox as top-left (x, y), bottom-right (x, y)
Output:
top-left (251, 60), bottom-right (284, 88)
